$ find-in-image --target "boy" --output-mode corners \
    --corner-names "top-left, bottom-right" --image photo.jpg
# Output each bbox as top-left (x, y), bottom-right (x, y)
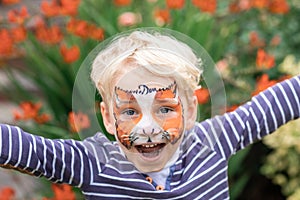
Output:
top-left (0, 29), bottom-right (299, 199)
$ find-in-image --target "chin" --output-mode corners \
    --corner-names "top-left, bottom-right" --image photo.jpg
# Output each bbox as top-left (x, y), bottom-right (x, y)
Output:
top-left (124, 143), bottom-right (177, 173)
top-left (134, 160), bottom-right (165, 173)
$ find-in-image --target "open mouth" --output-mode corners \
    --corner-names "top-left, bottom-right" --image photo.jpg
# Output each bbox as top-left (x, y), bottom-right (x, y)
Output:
top-left (135, 143), bottom-right (166, 158)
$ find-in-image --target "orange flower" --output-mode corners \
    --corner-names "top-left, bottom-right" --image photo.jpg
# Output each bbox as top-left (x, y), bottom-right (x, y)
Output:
top-left (1, 0), bottom-right (20, 5)
top-left (43, 184), bottom-right (76, 200)
top-left (41, 0), bottom-right (61, 17)
top-left (114, 0), bottom-right (131, 6)
top-left (41, 0), bottom-right (81, 17)
top-left (154, 9), bottom-right (171, 26)
top-left (14, 102), bottom-right (41, 120)
top-left (35, 25), bottom-right (63, 44)
top-left (66, 18), bottom-right (77, 33)
top-left (10, 26), bottom-right (27, 43)
top-left (256, 49), bottom-right (275, 69)
top-left (0, 187), bottom-right (15, 200)
top-left (250, 0), bottom-right (269, 9)
top-left (68, 111), bottom-right (90, 133)
top-left (60, 0), bottom-right (81, 16)
top-left (77, 21), bottom-right (91, 38)
top-left (67, 18), bottom-right (89, 38)
top-left (60, 44), bottom-right (80, 63)
top-left (89, 25), bottom-right (105, 41)
top-left (35, 114), bottom-right (52, 124)
top-left (166, 0), bottom-right (185, 9)
top-left (7, 6), bottom-right (29, 24)
top-left (67, 18), bottom-right (104, 40)
top-left (13, 102), bottom-right (51, 124)
top-left (252, 74), bottom-right (277, 96)
top-left (249, 31), bottom-right (265, 48)
top-left (192, 0), bottom-right (217, 14)
top-left (0, 29), bottom-right (14, 57)
top-left (269, 0), bottom-right (289, 14)
top-left (195, 87), bottom-right (210, 104)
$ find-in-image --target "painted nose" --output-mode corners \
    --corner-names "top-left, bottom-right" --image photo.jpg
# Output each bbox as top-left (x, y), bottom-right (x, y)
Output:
top-left (135, 116), bottom-right (161, 136)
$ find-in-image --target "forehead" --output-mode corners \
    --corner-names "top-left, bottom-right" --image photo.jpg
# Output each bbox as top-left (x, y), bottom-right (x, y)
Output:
top-left (115, 67), bottom-right (175, 92)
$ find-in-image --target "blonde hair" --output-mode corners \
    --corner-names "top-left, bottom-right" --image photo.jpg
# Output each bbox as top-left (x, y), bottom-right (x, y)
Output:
top-left (90, 30), bottom-right (203, 105)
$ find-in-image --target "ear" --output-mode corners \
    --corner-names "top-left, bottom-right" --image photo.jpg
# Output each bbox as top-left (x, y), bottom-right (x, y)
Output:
top-left (100, 102), bottom-right (115, 135)
top-left (185, 95), bottom-right (198, 130)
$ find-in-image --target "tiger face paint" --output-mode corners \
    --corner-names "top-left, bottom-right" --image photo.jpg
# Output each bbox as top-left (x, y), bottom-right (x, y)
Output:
top-left (113, 81), bottom-right (184, 150)
top-left (101, 67), bottom-right (192, 172)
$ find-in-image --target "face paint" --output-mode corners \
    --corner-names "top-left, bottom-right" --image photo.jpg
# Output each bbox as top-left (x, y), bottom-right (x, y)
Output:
top-left (113, 81), bottom-right (184, 149)
top-left (113, 87), bottom-right (143, 149)
top-left (153, 83), bottom-right (184, 145)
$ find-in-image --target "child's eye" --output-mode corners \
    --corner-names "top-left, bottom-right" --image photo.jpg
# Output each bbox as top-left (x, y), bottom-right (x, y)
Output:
top-left (122, 109), bottom-right (137, 116)
top-left (159, 107), bottom-right (174, 114)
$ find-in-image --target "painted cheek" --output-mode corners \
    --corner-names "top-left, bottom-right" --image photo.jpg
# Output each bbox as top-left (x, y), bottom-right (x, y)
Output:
top-left (113, 88), bottom-right (143, 149)
top-left (163, 116), bottom-right (184, 144)
top-left (154, 103), bottom-right (184, 144)
top-left (113, 106), bottom-right (142, 149)
top-left (115, 123), bottom-right (131, 148)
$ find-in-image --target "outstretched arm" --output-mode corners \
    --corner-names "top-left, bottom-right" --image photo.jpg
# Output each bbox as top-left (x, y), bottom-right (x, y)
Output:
top-left (0, 124), bottom-right (93, 188)
top-left (196, 75), bottom-right (300, 159)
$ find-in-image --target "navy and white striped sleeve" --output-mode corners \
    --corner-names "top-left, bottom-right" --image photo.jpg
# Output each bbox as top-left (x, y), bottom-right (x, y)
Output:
top-left (196, 75), bottom-right (300, 159)
top-left (0, 124), bottom-right (93, 188)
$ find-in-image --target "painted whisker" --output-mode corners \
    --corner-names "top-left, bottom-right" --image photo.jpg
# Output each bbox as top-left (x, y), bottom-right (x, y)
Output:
top-left (162, 131), bottom-right (170, 141)
top-left (129, 132), bottom-right (139, 147)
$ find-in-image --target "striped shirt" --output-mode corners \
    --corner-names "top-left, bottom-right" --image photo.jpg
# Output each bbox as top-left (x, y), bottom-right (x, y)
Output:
top-left (0, 76), bottom-right (299, 199)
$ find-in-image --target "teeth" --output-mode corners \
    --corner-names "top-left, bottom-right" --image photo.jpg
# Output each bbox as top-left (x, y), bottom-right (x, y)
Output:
top-left (142, 144), bottom-right (158, 148)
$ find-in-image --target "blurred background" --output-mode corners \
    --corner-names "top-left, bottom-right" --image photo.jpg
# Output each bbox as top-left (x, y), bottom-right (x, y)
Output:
top-left (0, 0), bottom-right (300, 199)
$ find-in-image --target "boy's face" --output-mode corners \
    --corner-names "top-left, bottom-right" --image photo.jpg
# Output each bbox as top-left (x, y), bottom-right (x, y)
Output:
top-left (101, 67), bottom-right (197, 172)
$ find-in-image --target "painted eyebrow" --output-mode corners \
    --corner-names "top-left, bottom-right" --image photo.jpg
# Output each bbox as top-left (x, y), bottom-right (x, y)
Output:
top-left (115, 99), bottom-right (138, 106)
top-left (154, 98), bottom-right (179, 105)
top-left (117, 99), bottom-right (138, 103)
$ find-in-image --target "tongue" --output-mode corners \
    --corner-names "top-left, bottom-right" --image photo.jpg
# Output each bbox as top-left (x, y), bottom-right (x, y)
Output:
top-left (135, 143), bottom-right (166, 154)
top-left (136, 144), bottom-right (165, 158)
top-left (140, 145), bottom-right (162, 153)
